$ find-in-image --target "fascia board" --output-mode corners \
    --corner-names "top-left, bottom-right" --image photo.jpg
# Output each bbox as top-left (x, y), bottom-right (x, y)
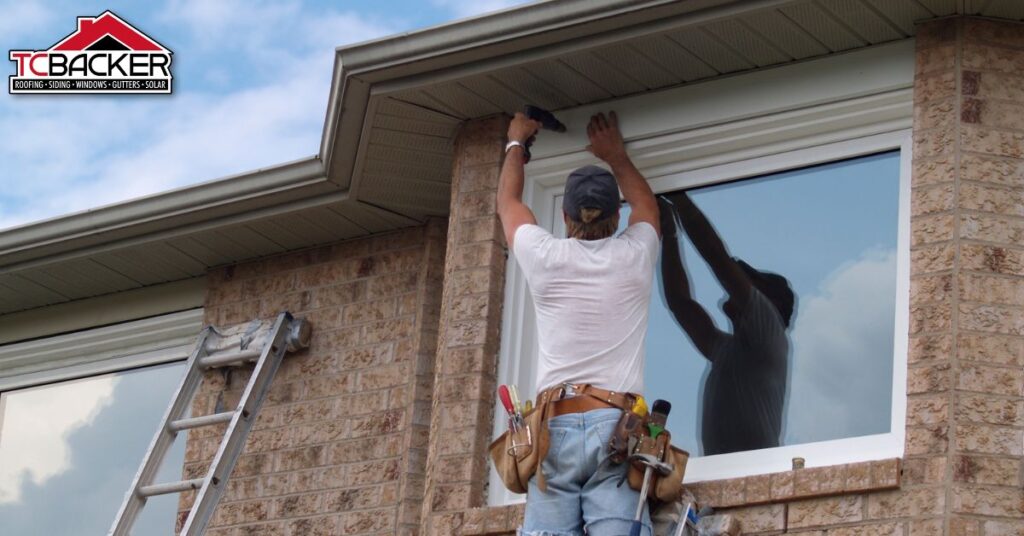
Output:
top-left (0, 156), bottom-right (327, 267)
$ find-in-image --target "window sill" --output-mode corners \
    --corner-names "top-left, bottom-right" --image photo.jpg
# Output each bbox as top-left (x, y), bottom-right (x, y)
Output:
top-left (682, 458), bottom-right (901, 509)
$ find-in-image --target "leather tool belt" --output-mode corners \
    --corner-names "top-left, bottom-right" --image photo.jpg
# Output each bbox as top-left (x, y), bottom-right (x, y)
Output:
top-left (550, 383), bottom-right (636, 416)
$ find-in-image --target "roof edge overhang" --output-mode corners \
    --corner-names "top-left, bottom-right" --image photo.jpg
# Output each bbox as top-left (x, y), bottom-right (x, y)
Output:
top-left (0, 156), bottom-right (330, 269)
top-left (320, 0), bottom-right (788, 187)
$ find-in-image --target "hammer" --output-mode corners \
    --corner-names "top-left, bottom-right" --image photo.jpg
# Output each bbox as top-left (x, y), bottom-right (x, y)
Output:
top-left (629, 452), bottom-right (674, 536)
top-left (520, 105), bottom-right (566, 163)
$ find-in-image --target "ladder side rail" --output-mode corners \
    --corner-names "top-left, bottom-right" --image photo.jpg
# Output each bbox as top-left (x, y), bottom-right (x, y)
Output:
top-left (180, 313), bottom-right (293, 536)
top-left (108, 327), bottom-right (216, 536)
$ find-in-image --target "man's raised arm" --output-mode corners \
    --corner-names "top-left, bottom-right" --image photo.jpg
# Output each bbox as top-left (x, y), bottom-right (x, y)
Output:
top-left (496, 113), bottom-right (542, 247)
top-left (586, 112), bottom-right (660, 236)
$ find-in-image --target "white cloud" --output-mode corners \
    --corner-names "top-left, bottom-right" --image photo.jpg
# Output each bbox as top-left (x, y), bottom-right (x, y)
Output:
top-left (430, 0), bottom-right (529, 18)
top-left (0, 7), bottom-right (398, 230)
top-left (0, 376), bottom-right (118, 503)
top-left (784, 248), bottom-right (898, 445)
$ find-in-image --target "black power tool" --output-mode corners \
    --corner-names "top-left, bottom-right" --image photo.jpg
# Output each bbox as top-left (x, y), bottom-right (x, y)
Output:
top-left (521, 105), bottom-right (566, 163)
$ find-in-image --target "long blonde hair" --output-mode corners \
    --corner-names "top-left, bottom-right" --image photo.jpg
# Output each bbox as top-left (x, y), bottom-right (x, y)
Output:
top-left (566, 207), bottom-right (619, 240)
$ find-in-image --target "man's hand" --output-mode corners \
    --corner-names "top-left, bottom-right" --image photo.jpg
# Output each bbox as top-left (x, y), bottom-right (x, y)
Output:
top-left (586, 111), bottom-right (628, 165)
top-left (508, 112), bottom-right (541, 144)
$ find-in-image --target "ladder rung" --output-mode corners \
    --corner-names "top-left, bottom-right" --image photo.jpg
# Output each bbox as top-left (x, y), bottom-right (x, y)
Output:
top-left (199, 347), bottom-right (262, 368)
top-left (169, 411), bottom-right (236, 432)
top-left (138, 478), bottom-right (205, 498)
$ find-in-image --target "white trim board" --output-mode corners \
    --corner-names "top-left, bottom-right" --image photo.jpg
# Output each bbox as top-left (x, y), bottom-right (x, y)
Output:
top-left (0, 309), bottom-right (203, 392)
top-left (489, 43), bottom-right (913, 505)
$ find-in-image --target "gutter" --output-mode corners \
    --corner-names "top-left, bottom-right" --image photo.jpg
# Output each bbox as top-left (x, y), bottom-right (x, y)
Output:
top-left (0, 157), bottom-right (328, 266)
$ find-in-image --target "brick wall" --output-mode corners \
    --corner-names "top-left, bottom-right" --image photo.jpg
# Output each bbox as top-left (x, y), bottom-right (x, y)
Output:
top-left (420, 115), bottom-right (512, 535)
top-left (178, 221), bottom-right (447, 535)
top-left (912, 16), bottom-right (1024, 535)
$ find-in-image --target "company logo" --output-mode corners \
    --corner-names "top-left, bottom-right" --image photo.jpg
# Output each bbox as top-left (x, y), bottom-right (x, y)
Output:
top-left (9, 10), bottom-right (172, 94)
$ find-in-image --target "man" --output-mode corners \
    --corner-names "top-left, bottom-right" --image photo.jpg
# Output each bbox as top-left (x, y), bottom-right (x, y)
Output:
top-left (658, 193), bottom-right (795, 456)
top-left (497, 110), bottom-right (660, 536)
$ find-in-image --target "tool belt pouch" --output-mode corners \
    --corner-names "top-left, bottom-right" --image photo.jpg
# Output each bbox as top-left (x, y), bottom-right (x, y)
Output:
top-left (626, 431), bottom-right (690, 503)
top-left (488, 388), bottom-right (559, 494)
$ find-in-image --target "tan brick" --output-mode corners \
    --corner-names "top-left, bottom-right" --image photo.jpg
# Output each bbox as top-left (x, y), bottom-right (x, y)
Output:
top-left (917, 44), bottom-right (956, 75)
top-left (829, 521), bottom-right (902, 536)
top-left (953, 454), bottom-right (1020, 486)
top-left (955, 392), bottom-right (1024, 426)
top-left (956, 363), bottom-right (1024, 395)
top-left (958, 332), bottom-right (1024, 366)
top-left (961, 182), bottom-right (1024, 218)
top-left (965, 18), bottom-right (1024, 48)
top-left (911, 213), bottom-right (955, 246)
top-left (914, 155), bottom-right (956, 186)
top-left (867, 487), bottom-right (945, 519)
top-left (962, 125), bottom-right (1024, 159)
top-left (339, 507), bottom-right (396, 533)
top-left (949, 516), bottom-right (982, 536)
top-left (983, 519), bottom-right (1024, 535)
top-left (909, 303), bottom-right (953, 334)
top-left (908, 517), bottom-right (945, 536)
top-left (961, 243), bottom-right (1024, 276)
top-left (723, 504), bottom-right (785, 533)
top-left (976, 70), bottom-right (1024, 102)
top-left (959, 303), bottom-right (1024, 336)
top-left (912, 183), bottom-right (956, 217)
top-left (974, 99), bottom-right (1024, 131)
top-left (911, 273), bottom-right (954, 304)
top-left (960, 273), bottom-right (1024, 306)
top-left (914, 124), bottom-right (956, 158)
top-left (908, 362), bottom-right (952, 394)
top-left (961, 153), bottom-right (1024, 187)
top-left (788, 496), bottom-right (863, 528)
top-left (793, 465), bottom-right (844, 497)
top-left (911, 243), bottom-right (956, 274)
top-left (955, 422), bottom-right (1023, 455)
top-left (915, 97), bottom-right (956, 132)
top-left (951, 486), bottom-right (1024, 517)
top-left (915, 71), bottom-right (956, 103)
top-left (285, 516), bottom-right (336, 536)
top-left (963, 42), bottom-right (1024, 74)
top-left (901, 456), bottom-right (947, 486)
top-left (906, 424), bottom-right (948, 455)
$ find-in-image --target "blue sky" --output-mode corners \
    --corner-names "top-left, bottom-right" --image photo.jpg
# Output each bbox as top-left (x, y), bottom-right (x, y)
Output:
top-left (0, 0), bottom-right (530, 230)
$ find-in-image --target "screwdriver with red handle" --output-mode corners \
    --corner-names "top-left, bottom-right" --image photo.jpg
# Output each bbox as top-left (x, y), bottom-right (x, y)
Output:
top-left (498, 385), bottom-right (523, 427)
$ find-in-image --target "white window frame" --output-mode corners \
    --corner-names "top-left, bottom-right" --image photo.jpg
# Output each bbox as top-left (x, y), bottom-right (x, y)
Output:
top-left (489, 40), bottom-right (913, 505)
top-left (0, 308), bottom-right (203, 392)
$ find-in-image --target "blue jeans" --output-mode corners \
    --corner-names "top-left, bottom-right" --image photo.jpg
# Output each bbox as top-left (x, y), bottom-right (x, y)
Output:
top-left (520, 408), bottom-right (653, 536)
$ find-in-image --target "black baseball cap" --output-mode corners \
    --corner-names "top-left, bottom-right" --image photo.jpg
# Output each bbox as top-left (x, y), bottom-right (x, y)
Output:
top-left (563, 165), bottom-right (620, 222)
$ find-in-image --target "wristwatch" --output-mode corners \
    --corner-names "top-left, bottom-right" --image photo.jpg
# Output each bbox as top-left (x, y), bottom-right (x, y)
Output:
top-left (505, 140), bottom-right (526, 153)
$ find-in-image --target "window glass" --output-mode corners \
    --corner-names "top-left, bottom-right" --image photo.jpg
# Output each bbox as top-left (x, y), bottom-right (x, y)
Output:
top-left (635, 151), bottom-right (901, 457)
top-left (0, 362), bottom-right (187, 534)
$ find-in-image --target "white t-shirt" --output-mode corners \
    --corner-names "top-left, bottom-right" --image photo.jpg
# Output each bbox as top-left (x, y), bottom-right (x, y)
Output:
top-left (512, 222), bottom-right (660, 394)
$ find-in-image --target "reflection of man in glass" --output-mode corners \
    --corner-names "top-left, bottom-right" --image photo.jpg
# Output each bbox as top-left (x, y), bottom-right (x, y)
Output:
top-left (658, 193), bottom-right (795, 455)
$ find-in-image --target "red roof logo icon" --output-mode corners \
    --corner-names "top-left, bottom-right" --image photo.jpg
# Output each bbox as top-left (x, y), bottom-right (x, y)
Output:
top-left (52, 11), bottom-right (168, 52)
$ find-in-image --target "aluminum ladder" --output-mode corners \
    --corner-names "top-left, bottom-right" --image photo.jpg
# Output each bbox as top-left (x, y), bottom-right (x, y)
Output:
top-left (109, 311), bottom-right (310, 536)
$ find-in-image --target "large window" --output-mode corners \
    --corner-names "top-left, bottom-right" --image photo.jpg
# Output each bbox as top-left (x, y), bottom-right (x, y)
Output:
top-left (637, 151), bottom-right (904, 478)
top-left (0, 310), bottom-right (200, 533)
top-left (489, 42), bottom-right (913, 504)
top-left (0, 363), bottom-right (188, 534)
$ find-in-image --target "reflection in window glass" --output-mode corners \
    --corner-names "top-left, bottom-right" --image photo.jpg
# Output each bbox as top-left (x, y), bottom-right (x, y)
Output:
top-left (0, 362), bottom-right (187, 534)
top-left (638, 151), bottom-right (900, 457)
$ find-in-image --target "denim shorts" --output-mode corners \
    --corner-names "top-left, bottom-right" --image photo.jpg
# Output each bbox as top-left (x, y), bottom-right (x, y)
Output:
top-left (519, 407), bottom-right (653, 536)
